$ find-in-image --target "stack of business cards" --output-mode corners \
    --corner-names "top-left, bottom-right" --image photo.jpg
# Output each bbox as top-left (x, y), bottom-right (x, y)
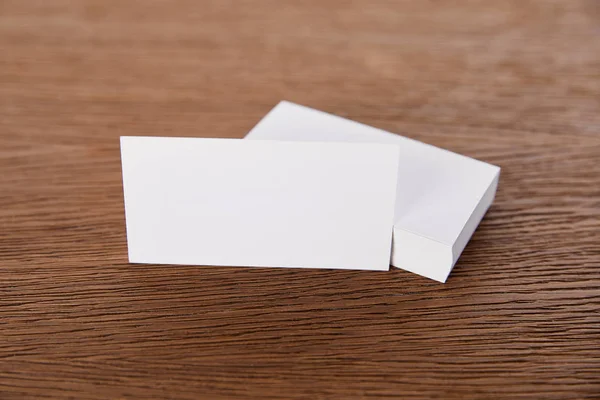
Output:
top-left (121, 101), bottom-right (500, 282)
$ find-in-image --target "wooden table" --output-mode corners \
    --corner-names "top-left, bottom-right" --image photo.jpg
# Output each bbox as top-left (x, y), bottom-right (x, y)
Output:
top-left (2, 1), bottom-right (599, 398)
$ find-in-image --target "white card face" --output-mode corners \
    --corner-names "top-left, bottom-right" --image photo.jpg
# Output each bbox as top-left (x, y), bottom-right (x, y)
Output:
top-left (246, 101), bottom-right (501, 282)
top-left (120, 137), bottom-right (399, 271)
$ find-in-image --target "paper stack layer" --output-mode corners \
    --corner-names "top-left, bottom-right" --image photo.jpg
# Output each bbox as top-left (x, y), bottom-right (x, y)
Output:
top-left (246, 101), bottom-right (500, 282)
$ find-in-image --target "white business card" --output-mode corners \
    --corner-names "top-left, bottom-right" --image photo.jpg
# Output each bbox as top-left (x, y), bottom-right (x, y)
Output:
top-left (246, 101), bottom-right (501, 282)
top-left (120, 136), bottom-right (399, 270)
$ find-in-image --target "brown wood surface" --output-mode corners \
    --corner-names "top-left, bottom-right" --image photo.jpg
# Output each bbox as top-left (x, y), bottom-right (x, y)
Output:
top-left (1, 1), bottom-right (600, 399)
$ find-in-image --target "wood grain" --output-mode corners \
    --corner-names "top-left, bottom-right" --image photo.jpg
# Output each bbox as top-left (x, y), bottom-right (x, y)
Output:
top-left (1, 1), bottom-right (599, 399)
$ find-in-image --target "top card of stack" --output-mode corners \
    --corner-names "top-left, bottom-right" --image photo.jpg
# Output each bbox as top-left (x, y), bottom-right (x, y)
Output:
top-left (246, 101), bottom-right (500, 282)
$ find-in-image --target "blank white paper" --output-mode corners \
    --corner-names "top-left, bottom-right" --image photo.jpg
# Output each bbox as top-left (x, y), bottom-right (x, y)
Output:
top-left (246, 101), bottom-right (501, 282)
top-left (120, 136), bottom-right (399, 270)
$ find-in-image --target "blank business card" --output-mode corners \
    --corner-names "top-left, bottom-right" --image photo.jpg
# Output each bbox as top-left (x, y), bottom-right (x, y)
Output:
top-left (246, 101), bottom-right (500, 282)
top-left (120, 136), bottom-right (399, 270)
